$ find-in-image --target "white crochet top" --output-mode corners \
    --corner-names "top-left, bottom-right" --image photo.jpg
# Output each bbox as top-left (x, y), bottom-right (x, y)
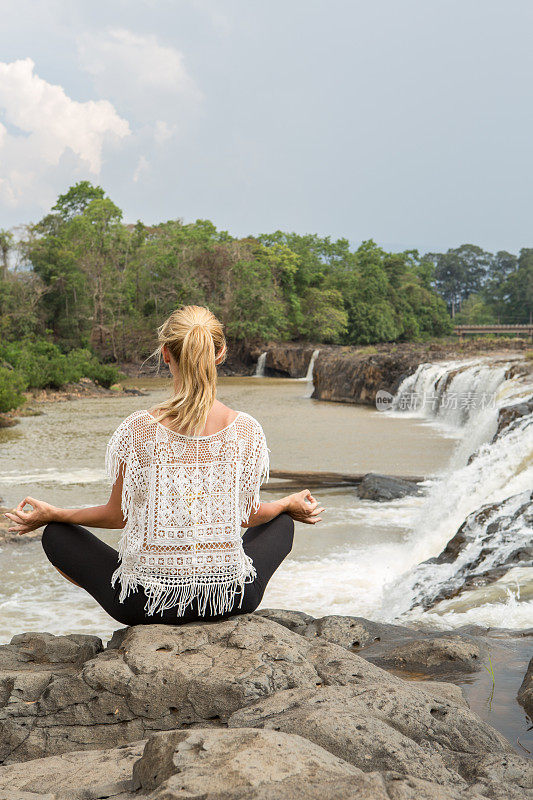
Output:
top-left (105, 409), bottom-right (269, 617)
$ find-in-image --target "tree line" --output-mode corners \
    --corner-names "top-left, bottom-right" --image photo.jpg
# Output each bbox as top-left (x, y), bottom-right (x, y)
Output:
top-left (0, 182), bottom-right (531, 379)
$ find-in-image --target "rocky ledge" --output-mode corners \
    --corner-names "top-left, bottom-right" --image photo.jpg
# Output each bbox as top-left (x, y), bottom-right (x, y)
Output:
top-left (0, 612), bottom-right (531, 800)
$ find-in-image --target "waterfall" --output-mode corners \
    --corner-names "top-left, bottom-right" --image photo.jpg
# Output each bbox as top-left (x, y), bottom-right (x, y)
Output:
top-left (304, 349), bottom-right (320, 382)
top-left (254, 352), bottom-right (267, 377)
top-left (382, 356), bottom-right (533, 623)
top-left (300, 349), bottom-right (320, 397)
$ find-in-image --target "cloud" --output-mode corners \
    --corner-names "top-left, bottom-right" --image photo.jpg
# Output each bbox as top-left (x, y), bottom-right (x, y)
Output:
top-left (133, 155), bottom-right (149, 183)
top-left (154, 120), bottom-right (177, 144)
top-left (0, 58), bottom-right (130, 207)
top-left (78, 29), bottom-right (201, 100)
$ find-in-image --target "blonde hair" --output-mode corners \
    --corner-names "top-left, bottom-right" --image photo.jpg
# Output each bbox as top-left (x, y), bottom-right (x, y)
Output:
top-left (150, 305), bottom-right (227, 436)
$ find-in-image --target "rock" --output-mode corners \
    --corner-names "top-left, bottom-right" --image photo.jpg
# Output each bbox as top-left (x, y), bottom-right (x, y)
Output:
top-left (256, 611), bottom-right (488, 676)
top-left (109, 383), bottom-right (123, 392)
top-left (132, 728), bottom-right (369, 798)
top-left (518, 657), bottom-right (533, 719)
top-left (415, 680), bottom-right (468, 708)
top-left (264, 612), bottom-right (412, 650)
top-left (0, 615), bottom-right (398, 763)
top-left (14, 407), bottom-right (44, 417)
top-left (0, 740), bottom-right (144, 799)
top-left (0, 616), bottom-right (531, 799)
top-left (357, 473), bottom-right (423, 501)
top-left (312, 347), bottom-right (424, 405)
top-left (0, 631), bottom-right (103, 669)
top-left (123, 386), bottom-right (148, 396)
top-left (263, 345), bottom-right (318, 378)
top-left (495, 397), bottom-right (533, 438)
top-left (412, 490), bottom-right (533, 609)
top-left (0, 414), bottom-right (19, 428)
top-left (229, 684), bottom-right (509, 785)
top-left (254, 608), bottom-right (315, 633)
top-left (368, 635), bottom-right (486, 675)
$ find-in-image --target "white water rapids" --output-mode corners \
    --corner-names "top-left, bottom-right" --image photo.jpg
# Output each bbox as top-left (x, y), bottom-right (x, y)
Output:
top-left (263, 355), bottom-right (533, 629)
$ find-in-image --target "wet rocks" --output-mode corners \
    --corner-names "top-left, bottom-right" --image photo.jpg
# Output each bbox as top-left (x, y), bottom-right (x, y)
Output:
top-left (495, 396), bottom-right (533, 438)
top-left (415, 490), bottom-right (533, 610)
top-left (357, 472), bottom-right (423, 501)
top-left (518, 657), bottom-right (533, 719)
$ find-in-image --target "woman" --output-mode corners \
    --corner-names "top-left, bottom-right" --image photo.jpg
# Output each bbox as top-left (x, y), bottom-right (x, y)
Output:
top-left (5, 305), bottom-right (324, 626)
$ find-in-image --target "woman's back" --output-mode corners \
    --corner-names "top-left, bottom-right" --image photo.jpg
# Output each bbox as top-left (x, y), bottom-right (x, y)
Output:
top-left (105, 408), bottom-right (269, 616)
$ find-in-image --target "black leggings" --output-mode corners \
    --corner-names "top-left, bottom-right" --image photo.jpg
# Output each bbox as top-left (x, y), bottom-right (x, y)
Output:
top-left (41, 514), bottom-right (294, 627)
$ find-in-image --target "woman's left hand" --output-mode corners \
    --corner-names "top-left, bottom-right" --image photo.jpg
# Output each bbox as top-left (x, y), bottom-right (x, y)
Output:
top-left (4, 497), bottom-right (56, 535)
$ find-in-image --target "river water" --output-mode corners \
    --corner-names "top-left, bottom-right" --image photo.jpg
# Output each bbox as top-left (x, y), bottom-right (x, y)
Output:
top-left (0, 375), bottom-right (456, 638)
top-left (0, 360), bottom-right (532, 747)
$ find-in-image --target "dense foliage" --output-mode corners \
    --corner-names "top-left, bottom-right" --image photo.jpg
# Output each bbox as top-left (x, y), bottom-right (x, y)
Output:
top-left (0, 340), bottom-right (120, 390)
top-left (0, 182), bottom-right (530, 414)
top-left (0, 182), bottom-right (454, 365)
top-left (425, 245), bottom-right (533, 322)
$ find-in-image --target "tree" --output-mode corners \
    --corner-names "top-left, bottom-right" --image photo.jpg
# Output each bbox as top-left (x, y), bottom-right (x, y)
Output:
top-left (0, 229), bottom-right (13, 281)
top-left (427, 244), bottom-right (492, 316)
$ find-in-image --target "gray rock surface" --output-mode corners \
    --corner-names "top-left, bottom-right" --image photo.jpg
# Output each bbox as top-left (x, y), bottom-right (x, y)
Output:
top-left (357, 473), bottom-right (423, 501)
top-left (258, 610), bottom-right (486, 675)
top-left (0, 614), bottom-right (398, 763)
top-left (228, 684), bottom-right (511, 786)
top-left (0, 740), bottom-right (144, 799)
top-left (0, 614), bottom-right (531, 799)
top-left (518, 657), bottom-right (533, 719)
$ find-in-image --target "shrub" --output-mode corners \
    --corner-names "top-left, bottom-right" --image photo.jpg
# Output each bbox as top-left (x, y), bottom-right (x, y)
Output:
top-left (0, 340), bottom-right (121, 390)
top-left (0, 366), bottom-right (27, 412)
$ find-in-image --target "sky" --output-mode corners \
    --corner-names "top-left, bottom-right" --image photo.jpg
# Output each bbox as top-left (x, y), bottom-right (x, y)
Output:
top-left (0, 0), bottom-right (532, 253)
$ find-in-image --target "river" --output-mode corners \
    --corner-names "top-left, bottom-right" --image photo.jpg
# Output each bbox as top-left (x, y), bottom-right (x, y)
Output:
top-left (0, 374), bottom-right (457, 637)
top-left (0, 358), bottom-right (532, 748)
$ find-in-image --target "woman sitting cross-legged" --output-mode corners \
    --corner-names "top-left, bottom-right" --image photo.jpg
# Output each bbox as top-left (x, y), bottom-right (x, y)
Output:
top-left (5, 305), bottom-right (324, 626)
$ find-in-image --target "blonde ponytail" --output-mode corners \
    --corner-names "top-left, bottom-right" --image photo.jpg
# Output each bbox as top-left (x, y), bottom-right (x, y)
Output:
top-left (150, 305), bottom-right (227, 436)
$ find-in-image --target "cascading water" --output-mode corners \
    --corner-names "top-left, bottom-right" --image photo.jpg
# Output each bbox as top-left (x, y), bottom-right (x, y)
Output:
top-left (383, 356), bottom-right (533, 627)
top-left (301, 349), bottom-right (320, 396)
top-left (304, 349), bottom-right (320, 382)
top-left (254, 352), bottom-right (267, 377)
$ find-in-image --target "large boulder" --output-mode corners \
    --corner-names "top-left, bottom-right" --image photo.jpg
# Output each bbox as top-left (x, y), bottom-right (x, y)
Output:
top-left (0, 740), bottom-right (144, 799)
top-left (0, 614), bottom-right (398, 763)
top-left (357, 473), bottom-right (423, 501)
top-left (0, 728), bottom-right (489, 800)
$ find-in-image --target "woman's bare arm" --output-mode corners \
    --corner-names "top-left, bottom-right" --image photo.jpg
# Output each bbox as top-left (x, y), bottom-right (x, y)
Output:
top-left (243, 489), bottom-right (324, 527)
top-left (4, 472), bottom-right (126, 535)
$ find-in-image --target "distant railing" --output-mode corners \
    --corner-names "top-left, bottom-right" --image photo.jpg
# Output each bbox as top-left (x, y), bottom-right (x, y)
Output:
top-left (454, 324), bottom-right (533, 342)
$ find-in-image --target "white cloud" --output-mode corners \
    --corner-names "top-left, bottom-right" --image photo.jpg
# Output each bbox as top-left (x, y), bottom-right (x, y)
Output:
top-left (78, 29), bottom-right (201, 99)
top-left (133, 155), bottom-right (149, 183)
top-left (0, 58), bottom-right (130, 207)
top-left (154, 120), bottom-right (177, 144)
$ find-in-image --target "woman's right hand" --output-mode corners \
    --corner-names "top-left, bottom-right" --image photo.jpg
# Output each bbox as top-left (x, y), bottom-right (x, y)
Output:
top-left (284, 489), bottom-right (324, 524)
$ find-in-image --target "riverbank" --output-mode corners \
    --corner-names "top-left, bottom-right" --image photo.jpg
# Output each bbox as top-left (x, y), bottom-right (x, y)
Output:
top-left (0, 612), bottom-right (531, 799)
top-left (0, 377), bottom-right (149, 428)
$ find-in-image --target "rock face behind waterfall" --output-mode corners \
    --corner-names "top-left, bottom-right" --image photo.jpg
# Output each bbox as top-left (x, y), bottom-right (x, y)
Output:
top-left (0, 614), bottom-right (532, 800)
top-left (311, 347), bottom-right (426, 405)
top-left (262, 344), bottom-right (318, 378)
